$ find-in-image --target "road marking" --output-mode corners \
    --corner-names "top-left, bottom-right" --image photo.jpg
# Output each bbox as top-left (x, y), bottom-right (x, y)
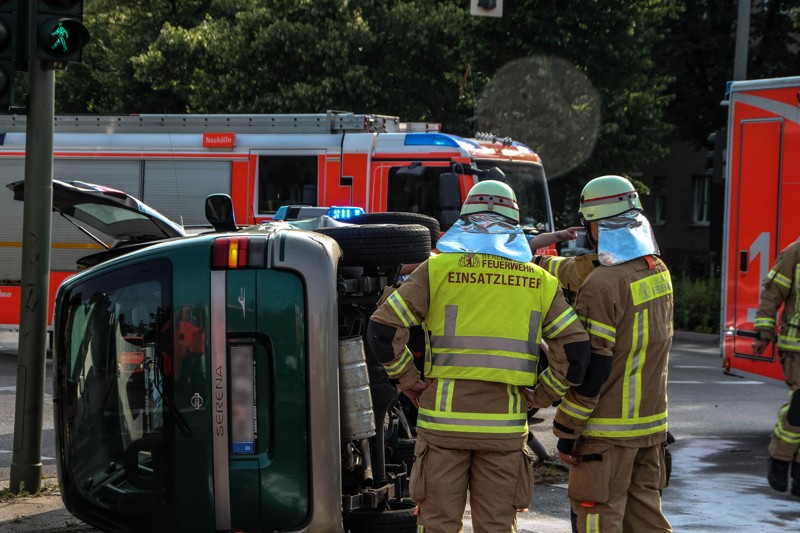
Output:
top-left (670, 380), bottom-right (763, 385)
top-left (0, 386), bottom-right (16, 392)
top-left (674, 365), bottom-right (717, 369)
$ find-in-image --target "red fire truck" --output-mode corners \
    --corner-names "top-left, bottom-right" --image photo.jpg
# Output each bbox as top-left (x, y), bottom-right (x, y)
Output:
top-left (0, 111), bottom-right (555, 331)
top-left (722, 76), bottom-right (800, 380)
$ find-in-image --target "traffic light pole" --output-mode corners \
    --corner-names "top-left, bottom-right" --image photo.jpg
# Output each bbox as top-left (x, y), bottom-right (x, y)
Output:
top-left (9, 4), bottom-right (55, 494)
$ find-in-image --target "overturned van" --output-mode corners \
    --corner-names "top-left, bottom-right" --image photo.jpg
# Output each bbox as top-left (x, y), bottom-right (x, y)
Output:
top-left (50, 190), bottom-right (435, 532)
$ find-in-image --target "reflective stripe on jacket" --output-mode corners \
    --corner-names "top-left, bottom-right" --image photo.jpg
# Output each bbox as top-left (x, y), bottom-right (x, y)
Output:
top-left (571, 256), bottom-right (673, 444)
top-left (416, 379), bottom-right (528, 434)
top-left (369, 258), bottom-right (589, 442)
top-left (424, 252), bottom-right (561, 386)
top-left (755, 240), bottom-right (800, 353)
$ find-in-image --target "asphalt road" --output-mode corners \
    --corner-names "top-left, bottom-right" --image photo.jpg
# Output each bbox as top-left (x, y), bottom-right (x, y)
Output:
top-left (1, 331), bottom-right (799, 532)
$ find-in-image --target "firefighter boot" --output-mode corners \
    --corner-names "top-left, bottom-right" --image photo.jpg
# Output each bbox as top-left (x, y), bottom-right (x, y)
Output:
top-left (791, 461), bottom-right (800, 498)
top-left (767, 457), bottom-right (790, 492)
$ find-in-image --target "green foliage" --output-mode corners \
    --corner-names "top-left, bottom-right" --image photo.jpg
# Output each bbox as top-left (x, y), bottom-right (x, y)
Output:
top-left (46, 1), bottom-right (798, 231)
top-left (471, 0), bottom-right (680, 179)
top-left (53, 0), bottom-right (678, 171)
top-left (0, 480), bottom-right (60, 502)
top-left (653, 0), bottom-right (800, 148)
top-left (0, 482), bottom-right (29, 502)
top-left (45, 0), bottom-right (690, 231)
top-left (672, 272), bottom-right (721, 334)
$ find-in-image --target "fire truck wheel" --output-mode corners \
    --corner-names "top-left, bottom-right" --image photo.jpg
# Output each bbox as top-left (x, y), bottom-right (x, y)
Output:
top-left (343, 498), bottom-right (417, 532)
top-left (348, 212), bottom-right (441, 247)
top-left (316, 224), bottom-right (431, 267)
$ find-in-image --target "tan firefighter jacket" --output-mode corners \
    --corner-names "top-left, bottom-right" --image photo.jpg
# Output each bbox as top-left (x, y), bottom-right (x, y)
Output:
top-left (755, 239), bottom-right (800, 353)
top-left (533, 253), bottom-right (598, 294)
top-left (370, 254), bottom-right (590, 450)
top-left (552, 254), bottom-right (673, 448)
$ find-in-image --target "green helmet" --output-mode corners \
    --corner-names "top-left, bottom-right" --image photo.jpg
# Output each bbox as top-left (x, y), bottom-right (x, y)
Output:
top-left (460, 180), bottom-right (520, 222)
top-left (579, 175), bottom-right (642, 221)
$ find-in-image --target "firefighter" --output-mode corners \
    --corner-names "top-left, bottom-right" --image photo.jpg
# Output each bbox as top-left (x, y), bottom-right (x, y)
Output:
top-left (752, 238), bottom-right (800, 496)
top-left (366, 179), bottom-right (592, 533)
top-left (530, 220), bottom-right (678, 493)
top-left (553, 175), bottom-right (673, 533)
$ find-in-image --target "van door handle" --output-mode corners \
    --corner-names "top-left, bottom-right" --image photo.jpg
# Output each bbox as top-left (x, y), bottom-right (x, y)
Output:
top-left (740, 250), bottom-right (748, 273)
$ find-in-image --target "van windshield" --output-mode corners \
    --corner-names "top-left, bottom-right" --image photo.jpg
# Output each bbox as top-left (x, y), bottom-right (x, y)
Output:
top-left (55, 260), bottom-right (174, 529)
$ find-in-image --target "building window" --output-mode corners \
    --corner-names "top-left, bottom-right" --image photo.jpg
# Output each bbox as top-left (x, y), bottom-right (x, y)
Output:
top-left (654, 195), bottom-right (666, 224)
top-left (653, 175), bottom-right (666, 224)
top-left (692, 174), bottom-right (710, 225)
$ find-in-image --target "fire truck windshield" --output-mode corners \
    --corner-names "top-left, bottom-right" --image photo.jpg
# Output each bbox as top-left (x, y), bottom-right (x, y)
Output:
top-left (474, 161), bottom-right (552, 232)
top-left (386, 161), bottom-right (553, 233)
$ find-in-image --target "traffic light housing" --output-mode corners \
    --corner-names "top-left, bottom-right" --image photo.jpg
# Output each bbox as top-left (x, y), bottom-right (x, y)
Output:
top-left (705, 128), bottom-right (727, 184)
top-left (36, 0), bottom-right (89, 68)
top-left (0, 0), bottom-right (16, 110)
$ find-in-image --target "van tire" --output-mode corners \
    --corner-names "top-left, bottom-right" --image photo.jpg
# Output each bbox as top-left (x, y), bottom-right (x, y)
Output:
top-left (348, 212), bottom-right (441, 247)
top-left (343, 499), bottom-right (417, 532)
top-left (316, 224), bottom-right (431, 267)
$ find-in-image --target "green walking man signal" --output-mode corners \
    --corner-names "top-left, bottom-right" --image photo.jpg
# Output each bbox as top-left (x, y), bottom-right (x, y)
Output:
top-left (36, 0), bottom-right (90, 68)
top-left (50, 21), bottom-right (69, 52)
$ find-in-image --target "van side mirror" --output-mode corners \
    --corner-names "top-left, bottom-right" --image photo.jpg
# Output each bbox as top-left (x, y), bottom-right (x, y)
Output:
top-left (205, 194), bottom-right (238, 232)
top-left (439, 172), bottom-right (460, 210)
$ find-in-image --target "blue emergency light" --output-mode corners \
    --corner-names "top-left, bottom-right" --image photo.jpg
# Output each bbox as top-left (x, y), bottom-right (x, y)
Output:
top-left (273, 205), bottom-right (364, 221)
top-left (327, 206), bottom-right (364, 220)
top-left (404, 133), bottom-right (460, 148)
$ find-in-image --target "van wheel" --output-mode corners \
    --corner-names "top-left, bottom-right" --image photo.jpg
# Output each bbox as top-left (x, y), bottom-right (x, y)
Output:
top-left (315, 224), bottom-right (430, 267)
top-left (344, 499), bottom-right (417, 533)
top-left (348, 212), bottom-right (441, 247)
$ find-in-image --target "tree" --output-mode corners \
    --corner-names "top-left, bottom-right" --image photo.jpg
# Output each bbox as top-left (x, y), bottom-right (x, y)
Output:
top-left (55, 0), bottom-right (203, 113)
top-left (654, 0), bottom-right (800, 149)
top-left (52, 0), bottom-right (679, 227)
top-left (56, 0), bottom-right (474, 119)
top-left (467, 0), bottom-right (680, 223)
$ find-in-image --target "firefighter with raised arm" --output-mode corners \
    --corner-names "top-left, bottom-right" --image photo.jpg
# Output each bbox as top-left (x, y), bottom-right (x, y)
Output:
top-left (366, 178), bottom-right (591, 533)
top-left (752, 238), bottom-right (800, 497)
top-left (553, 175), bottom-right (673, 533)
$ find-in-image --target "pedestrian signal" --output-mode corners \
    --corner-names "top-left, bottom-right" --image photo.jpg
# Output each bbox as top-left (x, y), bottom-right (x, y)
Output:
top-left (36, 0), bottom-right (89, 68)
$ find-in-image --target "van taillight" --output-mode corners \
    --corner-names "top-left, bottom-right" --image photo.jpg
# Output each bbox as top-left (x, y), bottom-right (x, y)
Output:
top-left (212, 236), bottom-right (267, 269)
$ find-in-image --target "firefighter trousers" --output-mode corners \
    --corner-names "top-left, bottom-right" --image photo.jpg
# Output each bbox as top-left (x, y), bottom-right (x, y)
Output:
top-left (568, 441), bottom-right (671, 533)
top-left (409, 435), bottom-right (533, 533)
top-left (768, 351), bottom-right (800, 462)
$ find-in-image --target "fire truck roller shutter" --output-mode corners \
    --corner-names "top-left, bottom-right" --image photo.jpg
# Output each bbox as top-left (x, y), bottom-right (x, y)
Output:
top-left (142, 160), bottom-right (232, 226)
top-left (0, 159), bottom-right (25, 281)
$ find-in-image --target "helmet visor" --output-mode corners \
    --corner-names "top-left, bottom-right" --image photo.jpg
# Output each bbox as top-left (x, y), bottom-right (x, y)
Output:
top-left (597, 212), bottom-right (659, 266)
top-left (436, 213), bottom-right (533, 262)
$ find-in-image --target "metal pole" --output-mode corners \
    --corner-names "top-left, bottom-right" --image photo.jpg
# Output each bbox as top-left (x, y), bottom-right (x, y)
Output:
top-left (733, 0), bottom-right (751, 81)
top-left (10, 6), bottom-right (55, 494)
